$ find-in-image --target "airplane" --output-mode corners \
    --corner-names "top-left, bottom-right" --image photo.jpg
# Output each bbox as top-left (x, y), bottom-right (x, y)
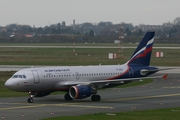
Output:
top-left (5, 31), bottom-right (167, 103)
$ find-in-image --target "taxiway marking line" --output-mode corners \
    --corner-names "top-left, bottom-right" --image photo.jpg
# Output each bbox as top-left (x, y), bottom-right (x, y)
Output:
top-left (107, 93), bottom-right (180, 102)
top-left (0, 103), bottom-right (111, 111)
top-left (1, 93), bottom-right (180, 110)
top-left (41, 103), bottom-right (111, 109)
top-left (0, 104), bottom-right (46, 111)
top-left (59, 104), bottom-right (112, 109)
top-left (163, 86), bottom-right (180, 88)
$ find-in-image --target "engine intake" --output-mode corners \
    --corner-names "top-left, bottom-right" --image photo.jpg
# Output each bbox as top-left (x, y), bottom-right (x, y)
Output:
top-left (69, 86), bottom-right (96, 99)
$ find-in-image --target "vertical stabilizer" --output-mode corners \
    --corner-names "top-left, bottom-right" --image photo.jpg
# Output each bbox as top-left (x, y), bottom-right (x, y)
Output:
top-left (127, 31), bottom-right (155, 66)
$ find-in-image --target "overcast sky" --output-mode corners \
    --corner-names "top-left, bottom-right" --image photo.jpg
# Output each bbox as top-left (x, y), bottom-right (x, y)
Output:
top-left (0, 0), bottom-right (179, 27)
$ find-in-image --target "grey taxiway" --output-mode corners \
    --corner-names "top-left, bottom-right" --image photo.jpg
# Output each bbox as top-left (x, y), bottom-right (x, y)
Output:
top-left (0, 67), bottom-right (180, 120)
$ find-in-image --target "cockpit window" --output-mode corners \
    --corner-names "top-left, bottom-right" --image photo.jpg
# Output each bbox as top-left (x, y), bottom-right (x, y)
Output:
top-left (19, 75), bottom-right (22, 78)
top-left (12, 75), bottom-right (18, 78)
top-left (12, 75), bottom-right (27, 78)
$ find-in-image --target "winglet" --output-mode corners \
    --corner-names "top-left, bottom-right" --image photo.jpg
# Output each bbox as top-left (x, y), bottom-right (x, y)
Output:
top-left (163, 74), bottom-right (168, 80)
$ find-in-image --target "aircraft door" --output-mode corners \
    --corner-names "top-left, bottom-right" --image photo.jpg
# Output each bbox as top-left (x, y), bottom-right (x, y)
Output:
top-left (129, 67), bottom-right (134, 78)
top-left (32, 70), bottom-right (40, 83)
top-left (75, 72), bottom-right (80, 80)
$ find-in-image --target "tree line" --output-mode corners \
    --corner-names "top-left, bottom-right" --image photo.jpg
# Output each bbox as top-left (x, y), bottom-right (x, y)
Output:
top-left (0, 18), bottom-right (180, 43)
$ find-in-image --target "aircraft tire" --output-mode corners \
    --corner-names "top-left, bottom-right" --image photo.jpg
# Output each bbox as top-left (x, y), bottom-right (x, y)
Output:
top-left (27, 98), bottom-right (34, 103)
top-left (64, 93), bottom-right (73, 101)
top-left (91, 95), bottom-right (101, 101)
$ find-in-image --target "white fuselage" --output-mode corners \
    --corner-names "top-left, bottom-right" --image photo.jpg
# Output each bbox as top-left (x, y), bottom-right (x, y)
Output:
top-left (5, 64), bottom-right (129, 92)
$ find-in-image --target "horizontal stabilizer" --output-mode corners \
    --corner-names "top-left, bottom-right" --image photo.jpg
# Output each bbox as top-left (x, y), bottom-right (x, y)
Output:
top-left (163, 74), bottom-right (168, 80)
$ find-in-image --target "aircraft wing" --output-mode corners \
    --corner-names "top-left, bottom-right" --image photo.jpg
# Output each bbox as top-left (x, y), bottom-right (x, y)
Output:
top-left (88, 74), bottom-right (167, 84)
top-left (59, 74), bottom-right (168, 87)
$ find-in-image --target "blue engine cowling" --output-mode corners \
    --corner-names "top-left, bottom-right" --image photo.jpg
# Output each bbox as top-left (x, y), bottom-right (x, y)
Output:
top-left (69, 86), bottom-right (96, 99)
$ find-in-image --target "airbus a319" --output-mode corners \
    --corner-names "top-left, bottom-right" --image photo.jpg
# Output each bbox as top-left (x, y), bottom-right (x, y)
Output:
top-left (5, 31), bottom-right (167, 103)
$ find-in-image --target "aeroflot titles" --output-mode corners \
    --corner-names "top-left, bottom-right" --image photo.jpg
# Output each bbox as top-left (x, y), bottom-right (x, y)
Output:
top-left (45, 69), bottom-right (70, 72)
top-left (45, 68), bottom-right (123, 73)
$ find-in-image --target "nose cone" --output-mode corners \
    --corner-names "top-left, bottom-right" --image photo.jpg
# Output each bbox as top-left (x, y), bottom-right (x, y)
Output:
top-left (5, 80), bottom-right (11, 88)
top-left (5, 79), bottom-right (16, 90)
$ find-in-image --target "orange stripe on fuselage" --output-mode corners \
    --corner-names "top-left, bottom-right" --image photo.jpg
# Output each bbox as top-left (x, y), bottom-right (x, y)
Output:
top-left (107, 66), bottom-right (129, 80)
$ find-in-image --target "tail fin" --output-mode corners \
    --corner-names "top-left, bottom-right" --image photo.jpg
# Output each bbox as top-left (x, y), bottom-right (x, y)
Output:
top-left (127, 31), bottom-right (155, 66)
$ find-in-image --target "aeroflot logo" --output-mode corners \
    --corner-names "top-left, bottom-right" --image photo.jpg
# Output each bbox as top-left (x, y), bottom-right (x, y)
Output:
top-left (45, 69), bottom-right (70, 72)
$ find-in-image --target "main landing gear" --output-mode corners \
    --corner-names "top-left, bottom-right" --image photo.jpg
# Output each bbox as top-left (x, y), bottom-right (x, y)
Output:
top-left (91, 94), bottom-right (101, 101)
top-left (27, 91), bottom-right (34, 103)
top-left (64, 93), bottom-right (73, 101)
top-left (64, 93), bottom-right (101, 101)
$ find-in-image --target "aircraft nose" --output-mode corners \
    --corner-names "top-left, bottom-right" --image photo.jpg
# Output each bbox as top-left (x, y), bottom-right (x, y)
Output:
top-left (5, 80), bottom-right (11, 87)
top-left (5, 79), bottom-right (14, 89)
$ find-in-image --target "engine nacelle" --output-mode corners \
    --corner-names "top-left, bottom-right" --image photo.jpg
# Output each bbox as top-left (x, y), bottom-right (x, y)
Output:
top-left (33, 91), bottom-right (52, 97)
top-left (69, 86), bottom-right (96, 99)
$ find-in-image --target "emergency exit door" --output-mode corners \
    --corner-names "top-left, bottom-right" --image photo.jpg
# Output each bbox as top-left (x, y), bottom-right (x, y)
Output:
top-left (32, 70), bottom-right (40, 83)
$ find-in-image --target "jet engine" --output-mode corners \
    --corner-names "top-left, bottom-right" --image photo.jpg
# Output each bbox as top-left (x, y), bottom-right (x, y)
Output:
top-left (69, 86), bottom-right (96, 99)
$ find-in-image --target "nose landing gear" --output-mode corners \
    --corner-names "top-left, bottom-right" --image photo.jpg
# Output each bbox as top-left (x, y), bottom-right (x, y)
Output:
top-left (27, 91), bottom-right (34, 103)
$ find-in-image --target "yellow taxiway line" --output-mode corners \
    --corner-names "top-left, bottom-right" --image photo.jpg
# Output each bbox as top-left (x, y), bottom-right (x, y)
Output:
top-left (107, 93), bottom-right (180, 102)
top-left (1, 93), bottom-right (180, 111)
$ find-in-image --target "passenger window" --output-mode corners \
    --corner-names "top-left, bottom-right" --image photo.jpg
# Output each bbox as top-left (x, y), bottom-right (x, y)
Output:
top-left (23, 75), bottom-right (26, 78)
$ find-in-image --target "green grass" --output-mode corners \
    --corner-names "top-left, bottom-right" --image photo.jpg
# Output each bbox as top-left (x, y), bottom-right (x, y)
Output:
top-left (0, 47), bottom-right (179, 66)
top-left (42, 107), bottom-right (180, 120)
top-left (0, 43), bottom-right (180, 47)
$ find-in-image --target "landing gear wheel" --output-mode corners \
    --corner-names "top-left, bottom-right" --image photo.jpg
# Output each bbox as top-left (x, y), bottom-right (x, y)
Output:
top-left (28, 91), bottom-right (35, 103)
top-left (91, 94), bottom-right (101, 101)
top-left (64, 93), bottom-right (73, 101)
top-left (27, 98), bottom-right (34, 103)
